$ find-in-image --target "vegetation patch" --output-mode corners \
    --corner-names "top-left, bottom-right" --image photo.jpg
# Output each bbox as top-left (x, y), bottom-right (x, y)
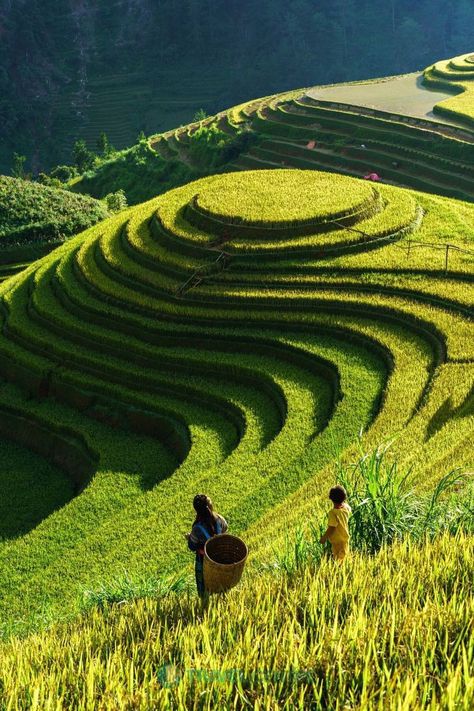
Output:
top-left (1, 33), bottom-right (474, 708)
top-left (0, 530), bottom-right (471, 708)
top-left (0, 440), bottom-right (75, 540)
top-left (40, 51), bottom-right (474, 212)
top-left (0, 176), bottom-right (109, 247)
top-left (70, 140), bottom-right (200, 205)
top-left (192, 169), bottom-right (376, 226)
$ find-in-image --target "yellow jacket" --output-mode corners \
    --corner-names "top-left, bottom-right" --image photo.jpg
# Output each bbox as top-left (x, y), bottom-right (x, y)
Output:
top-left (327, 503), bottom-right (351, 544)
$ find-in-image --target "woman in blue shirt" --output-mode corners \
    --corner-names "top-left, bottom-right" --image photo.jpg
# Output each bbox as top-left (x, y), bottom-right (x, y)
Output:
top-left (186, 494), bottom-right (228, 597)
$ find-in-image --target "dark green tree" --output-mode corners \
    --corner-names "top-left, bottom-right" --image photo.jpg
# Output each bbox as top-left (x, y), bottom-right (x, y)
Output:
top-left (104, 189), bottom-right (128, 212)
top-left (73, 140), bottom-right (95, 173)
top-left (97, 132), bottom-right (115, 157)
top-left (50, 165), bottom-right (78, 182)
top-left (11, 153), bottom-right (27, 179)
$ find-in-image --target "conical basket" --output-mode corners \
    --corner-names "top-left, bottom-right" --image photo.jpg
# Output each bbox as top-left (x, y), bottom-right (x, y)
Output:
top-left (203, 533), bottom-right (248, 593)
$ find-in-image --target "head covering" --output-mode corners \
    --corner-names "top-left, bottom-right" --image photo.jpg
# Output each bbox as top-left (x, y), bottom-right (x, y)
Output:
top-left (363, 172), bottom-right (381, 181)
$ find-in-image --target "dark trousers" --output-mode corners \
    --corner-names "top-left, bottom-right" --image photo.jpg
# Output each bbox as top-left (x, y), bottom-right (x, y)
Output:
top-left (195, 554), bottom-right (205, 597)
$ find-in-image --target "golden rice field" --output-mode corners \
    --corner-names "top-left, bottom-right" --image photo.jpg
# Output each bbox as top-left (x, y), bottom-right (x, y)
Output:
top-left (0, 535), bottom-right (472, 710)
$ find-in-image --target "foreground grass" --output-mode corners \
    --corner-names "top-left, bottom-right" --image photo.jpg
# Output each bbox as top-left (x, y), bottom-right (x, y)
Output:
top-left (0, 534), bottom-right (472, 710)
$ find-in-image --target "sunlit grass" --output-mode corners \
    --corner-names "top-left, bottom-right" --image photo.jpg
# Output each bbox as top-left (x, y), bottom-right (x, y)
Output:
top-left (0, 530), bottom-right (471, 710)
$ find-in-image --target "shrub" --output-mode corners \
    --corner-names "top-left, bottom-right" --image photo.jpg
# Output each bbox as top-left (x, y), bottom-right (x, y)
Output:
top-left (187, 122), bottom-right (229, 169)
top-left (104, 189), bottom-right (128, 212)
top-left (96, 132), bottom-right (115, 158)
top-left (73, 140), bottom-right (96, 172)
top-left (188, 123), bottom-right (260, 170)
top-left (36, 173), bottom-right (62, 188)
top-left (50, 164), bottom-right (79, 183)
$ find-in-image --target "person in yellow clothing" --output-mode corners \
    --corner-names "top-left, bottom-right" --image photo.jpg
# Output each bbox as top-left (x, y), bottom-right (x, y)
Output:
top-left (319, 485), bottom-right (351, 561)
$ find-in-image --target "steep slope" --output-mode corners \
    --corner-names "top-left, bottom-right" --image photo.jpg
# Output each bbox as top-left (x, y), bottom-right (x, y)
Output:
top-left (70, 52), bottom-right (474, 207)
top-left (2, 0), bottom-right (473, 173)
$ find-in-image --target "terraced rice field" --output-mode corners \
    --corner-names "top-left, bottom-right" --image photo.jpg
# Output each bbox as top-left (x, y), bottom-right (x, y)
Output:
top-left (424, 51), bottom-right (474, 126)
top-left (0, 168), bottom-right (472, 632)
top-left (145, 52), bottom-right (474, 206)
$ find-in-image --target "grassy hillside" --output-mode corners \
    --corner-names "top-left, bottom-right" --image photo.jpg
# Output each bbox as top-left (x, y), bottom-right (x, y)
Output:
top-left (0, 533), bottom-right (472, 709)
top-left (0, 176), bottom-right (109, 280)
top-left (67, 52), bottom-right (474, 209)
top-left (0, 168), bottom-right (471, 638)
top-left (0, 176), bottom-right (109, 244)
top-left (0, 440), bottom-right (74, 539)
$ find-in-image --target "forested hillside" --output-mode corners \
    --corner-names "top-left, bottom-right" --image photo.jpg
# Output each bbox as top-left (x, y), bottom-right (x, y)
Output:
top-left (1, 0), bottom-right (473, 174)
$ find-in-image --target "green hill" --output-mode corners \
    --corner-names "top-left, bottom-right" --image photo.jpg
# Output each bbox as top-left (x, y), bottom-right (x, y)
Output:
top-left (0, 168), bottom-right (472, 636)
top-left (424, 52), bottom-right (474, 125)
top-left (0, 176), bottom-right (109, 280)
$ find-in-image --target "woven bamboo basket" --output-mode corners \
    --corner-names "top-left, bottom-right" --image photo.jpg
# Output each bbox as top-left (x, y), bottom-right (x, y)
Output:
top-left (203, 533), bottom-right (248, 593)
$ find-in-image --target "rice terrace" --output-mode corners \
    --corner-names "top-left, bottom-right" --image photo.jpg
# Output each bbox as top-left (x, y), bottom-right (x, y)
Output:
top-left (0, 4), bottom-right (473, 707)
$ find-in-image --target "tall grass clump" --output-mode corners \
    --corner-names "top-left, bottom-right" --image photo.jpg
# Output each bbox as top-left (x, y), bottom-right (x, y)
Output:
top-left (339, 442), bottom-right (473, 552)
top-left (269, 444), bottom-right (473, 573)
top-left (81, 570), bottom-right (190, 611)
